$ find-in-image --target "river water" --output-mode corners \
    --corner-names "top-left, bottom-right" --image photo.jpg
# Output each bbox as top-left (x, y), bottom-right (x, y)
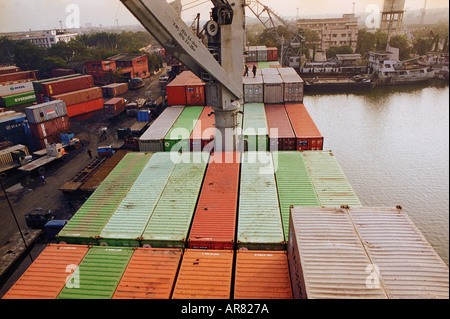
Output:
top-left (303, 81), bottom-right (449, 265)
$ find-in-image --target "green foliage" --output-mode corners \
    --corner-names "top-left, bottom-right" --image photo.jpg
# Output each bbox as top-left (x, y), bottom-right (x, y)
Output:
top-left (39, 56), bottom-right (67, 78)
top-left (389, 34), bottom-right (410, 60)
top-left (326, 45), bottom-right (353, 59)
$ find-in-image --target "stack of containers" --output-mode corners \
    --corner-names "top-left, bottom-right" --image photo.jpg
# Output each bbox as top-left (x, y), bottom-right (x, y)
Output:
top-left (278, 68), bottom-right (304, 103)
top-left (57, 152), bottom-right (152, 245)
top-left (138, 106), bottom-right (185, 152)
top-left (24, 100), bottom-right (71, 150)
top-left (163, 106), bottom-right (203, 152)
top-left (166, 71), bottom-right (206, 106)
top-left (189, 106), bottom-right (215, 152)
top-left (101, 83), bottom-right (129, 97)
top-left (264, 104), bottom-right (296, 151)
top-left (0, 69), bottom-right (37, 107)
top-left (246, 46), bottom-right (258, 63)
top-left (32, 74), bottom-right (81, 103)
top-left (141, 152), bottom-right (209, 248)
top-left (238, 152), bottom-right (284, 251)
top-left (285, 104), bottom-right (323, 151)
top-left (0, 111), bottom-right (27, 145)
top-left (188, 152), bottom-right (240, 250)
top-left (242, 103), bottom-right (268, 151)
top-left (243, 75), bottom-right (264, 103)
top-left (41, 75), bottom-right (103, 117)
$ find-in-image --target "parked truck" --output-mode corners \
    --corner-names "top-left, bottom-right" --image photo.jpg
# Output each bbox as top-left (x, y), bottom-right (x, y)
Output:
top-left (18, 143), bottom-right (69, 175)
top-left (128, 78), bottom-right (144, 90)
top-left (0, 144), bottom-right (32, 180)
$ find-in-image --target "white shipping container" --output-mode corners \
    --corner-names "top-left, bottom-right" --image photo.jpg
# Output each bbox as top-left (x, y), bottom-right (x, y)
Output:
top-left (243, 75), bottom-right (264, 103)
top-left (0, 81), bottom-right (34, 96)
top-left (25, 100), bottom-right (67, 124)
top-left (257, 46), bottom-right (268, 62)
top-left (263, 74), bottom-right (284, 104)
top-left (280, 73), bottom-right (304, 103)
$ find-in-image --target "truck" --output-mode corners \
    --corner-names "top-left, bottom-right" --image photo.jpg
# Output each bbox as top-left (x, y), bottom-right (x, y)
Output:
top-left (0, 144), bottom-right (32, 180)
top-left (18, 143), bottom-right (69, 175)
top-left (128, 78), bottom-right (144, 90)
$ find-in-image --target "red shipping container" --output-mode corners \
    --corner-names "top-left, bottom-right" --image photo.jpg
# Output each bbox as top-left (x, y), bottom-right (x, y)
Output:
top-left (41, 75), bottom-right (94, 97)
top-left (51, 87), bottom-right (103, 106)
top-left (104, 97), bottom-right (125, 118)
top-left (166, 71), bottom-right (205, 106)
top-left (0, 66), bottom-right (21, 75)
top-left (0, 71), bottom-right (36, 84)
top-left (33, 134), bottom-right (61, 150)
top-left (29, 115), bottom-right (71, 140)
top-left (189, 106), bottom-right (215, 152)
top-left (267, 47), bottom-right (279, 61)
top-left (264, 104), bottom-right (296, 151)
top-left (187, 152), bottom-right (240, 250)
top-left (185, 74), bottom-right (205, 106)
top-left (285, 103), bottom-right (324, 151)
top-left (66, 98), bottom-right (104, 118)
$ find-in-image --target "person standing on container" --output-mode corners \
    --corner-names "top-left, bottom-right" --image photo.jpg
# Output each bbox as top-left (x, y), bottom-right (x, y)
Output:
top-left (252, 65), bottom-right (257, 78)
top-left (244, 64), bottom-right (249, 77)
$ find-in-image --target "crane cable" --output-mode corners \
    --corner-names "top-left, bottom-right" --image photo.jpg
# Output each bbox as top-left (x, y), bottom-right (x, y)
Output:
top-left (181, 0), bottom-right (211, 12)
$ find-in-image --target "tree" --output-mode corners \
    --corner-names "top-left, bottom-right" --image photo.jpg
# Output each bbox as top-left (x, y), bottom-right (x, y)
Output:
top-left (356, 29), bottom-right (376, 58)
top-left (389, 34), bottom-right (411, 60)
top-left (413, 38), bottom-right (432, 56)
top-left (13, 40), bottom-right (46, 71)
top-left (39, 56), bottom-right (67, 78)
top-left (326, 45), bottom-right (353, 59)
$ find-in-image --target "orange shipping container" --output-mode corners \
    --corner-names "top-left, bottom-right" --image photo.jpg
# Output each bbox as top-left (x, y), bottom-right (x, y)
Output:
top-left (189, 106), bottom-right (215, 151)
top-left (113, 248), bottom-right (183, 299)
top-left (172, 249), bottom-right (234, 299)
top-left (66, 98), bottom-right (104, 118)
top-left (285, 103), bottom-right (324, 151)
top-left (2, 244), bottom-right (89, 299)
top-left (234, 250), bottom-right (293, 299)
top-left (51, 87), bottom-right (103, 107)
top-left (188, 152), bottom-right (240, 249)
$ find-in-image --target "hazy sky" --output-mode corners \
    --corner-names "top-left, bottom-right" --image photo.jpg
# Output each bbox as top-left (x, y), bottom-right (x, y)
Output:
top-left (0, 0), bottom-right (448, 33)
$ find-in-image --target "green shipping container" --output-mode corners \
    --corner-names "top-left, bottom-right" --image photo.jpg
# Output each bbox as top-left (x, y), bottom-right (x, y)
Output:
top-left (242, 103), bottom-right (268, 151)
top-left (57, 152), bottom-right (152, 245)
top-left (238, 152), bottom-right (284, 250)
top-left (272, 151), bottom-right (321, 241)
top-left (302, 150), bottom-right (362, 207)
top-left (0, 91), bottom-right (36, 107)
top-left (164, 106), bottom-right (203, 152)
top-left (99, 153), bottom-right (177, 247)
top-left (258, 62), bottom-right (270, 69)
top-left (57, 246), bottom-right (133, 299)
top-left (141, 152), bottom-right (209, 248)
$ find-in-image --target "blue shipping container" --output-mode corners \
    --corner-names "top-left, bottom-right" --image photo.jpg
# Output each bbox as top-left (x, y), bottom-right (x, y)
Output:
top-left (137, 110), bottom-right (151, 122)
top-left (0, 114), bottom-right (27, 137)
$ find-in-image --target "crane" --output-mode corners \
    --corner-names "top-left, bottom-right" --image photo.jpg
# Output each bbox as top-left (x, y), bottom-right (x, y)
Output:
top-left (121, 0), bottom-right (245, 151)
top-left (245, 0), bottom-right (305, 68)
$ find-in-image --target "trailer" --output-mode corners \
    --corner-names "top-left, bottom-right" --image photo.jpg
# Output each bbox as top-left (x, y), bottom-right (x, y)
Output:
top-left (59, 156), bottom-right (108, 193)
top-left (18, 143), bottom-right (69, 175)
top-left (0, 145), bottom-right (32, 180)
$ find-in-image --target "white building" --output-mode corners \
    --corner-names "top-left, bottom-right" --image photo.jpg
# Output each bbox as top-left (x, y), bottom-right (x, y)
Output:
top-left (10, 30), bottom-right (78, 48)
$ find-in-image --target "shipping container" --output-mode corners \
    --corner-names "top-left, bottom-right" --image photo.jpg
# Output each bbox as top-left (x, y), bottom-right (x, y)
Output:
top-left (57, 152), bottom-right (152, 245)
top-left (242, 103), bottom-right (268, 151)
top-left (104, 98), bottom-right (125, 119)
top-left (302, 150), bottom-right (362, 207)
top-left (51, 87), bottom-right (103, 107)
top-left (66, 98), bottom-right (104, 118)
top-left (0, 91), bottom-right (36, 107)
top-left (41, 75), bottom-right (94, 98)
top-left (267, 47), bottom-right (279, 61)
top-left (99, 153), bottom-right (177, 247)
top-left (164, 106), bottom-right (203, 152)
top-left (101, 83), bottom-right (129, 97)
top-left (243, 75), bottom-right (264, 104)
top-left (141, 152), bottom-right (209, 248)
top-left (288, 206), bottom-right (389, 299)
top-left (32, 74), bottom-right (82, 103)
top-left (234, 250), bottom-right (293, 299)
top-left (277, 67), bottom-right (298, 76)
top-left (0, 144), bottom-right (29, 166)
top-left (32, 134), bottom-right (61, 151)
top-left (0, 112), bottom-right (26, 137)
top-left (80, 150), bottom-right (129, 193)
top-left (258, 62), bottom-right (270, 69)
top-left (167, 71), bottom-right (206, 106)
top-left (57, 246), bottom-right (134, 299)
top-left (272, 151), bottom-right (320, 241)
top-left (172, 249), bottom-right (234, 299)
top-left (189, 106), bottom-right (215, 152)
top-left (2, 244), bottom-right (90, 299)
top-left (257, 46), bottom-right (268, 62)
top-left (263, 74), bottom-right (284, 104)
top-left (347, 206), bottom-right (449, 299)
top-left (51, 68), bottom-right (76, 77)
top-left (0, 66), bottom-right (20, 75)
top-left (261, 68), bottom-right (278, 75)
top-left (29, 116), bottom-right (71, 140)
top-left (24, 100), bottom-right (67, 125)
top-left (246, 46), bottom-right (258, 62)
top-left (113, 248), bottom-right (183, 299)
top-left (285, 104), bottom-right (323, 151)
top-left (0, 71), bottom-right (36, 84)
top-left (281, 73), bottom-right (304, 103)
top-left (264, 104), bottom-right (296, 151)
top-left (238, 152), bottom-right (284, 250)
top-left (186, 78), bottom-right (206, 106)
top-left (139, 106), bottom-right (185, 152)
top-left (0, 81), bottom-right (34, 96)
top-left (188, 152), bottom-right (240, 250)
top-left (137, 110), bottom-right (151, 122)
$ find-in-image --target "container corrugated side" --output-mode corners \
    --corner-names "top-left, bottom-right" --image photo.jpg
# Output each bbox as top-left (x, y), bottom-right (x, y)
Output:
top-left (0, 91), bottom-right (36, 107)
top-left (302, 151), bottom-right (362, 207)
top-left (264, 104), bottom-right (296, 151)
top-left (257, 46), bottom-right (268, 62)
top-left (188, 152), bottom-right (240, 250)
top-left (99, 153), bottom-right (177, 247)
top-left (57, 152), bottom-right (152, 245)
top-left (66, 98), bottom-right (104, 118)
top-left (281, 73), bottom-right (304, 103)
top-left (189, 106), bottom-right (215, 152)
top-left (272, 151), bottom-right (320, 241)
top-left (51, 87), bottom-right (103, 107)
top-left (29, 116), bottom-right (71, 140)
top-left (348, 206), bottom-right (449, 299)
top-left (113, 248), bottom-right (183, 299)
top-left (172, 249), bottom-right (234, 299)
top-left (234, 250), bottom-right (293, 299)
top-left (285, 104), bottom-right (323, 151)
top-left (41, 75), bottom-right (94, 97)
top-left (288, 206), bottom-right (388, 299)
top-left (242, 103), bottom-right (268, 151)
top-left (139, 106), bottom-right (185, 152)
top-left (263, 74), bottom-right (284, 104)
top-left (57, 247), bottom-right (134, 299)
top-left (0, 81), bottom-right (34, 96)
top-left (164, 106), bottom-right (203, 152)
top-left (141, 152), bottom-right (209, 248)
top-left (2, 244), bottom-right (89, 299)
top-left (238, 152), bottom-right (284, 250)
top-left (243, 75), bottom-right (264, 104)
top-left (277, 67), bottom-right (298, 76)
top-left (25, 100), bottom-right (68, 125)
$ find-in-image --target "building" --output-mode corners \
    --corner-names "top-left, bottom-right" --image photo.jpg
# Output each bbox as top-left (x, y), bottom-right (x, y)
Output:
top-left (10, 30), bottom-right (78, 48)
top-left (85, 60), bottom-right (117, 85)
top-left (296, 14), bottom-right (358, 52)
top-left (107, 53), bottom-right (150, 80)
